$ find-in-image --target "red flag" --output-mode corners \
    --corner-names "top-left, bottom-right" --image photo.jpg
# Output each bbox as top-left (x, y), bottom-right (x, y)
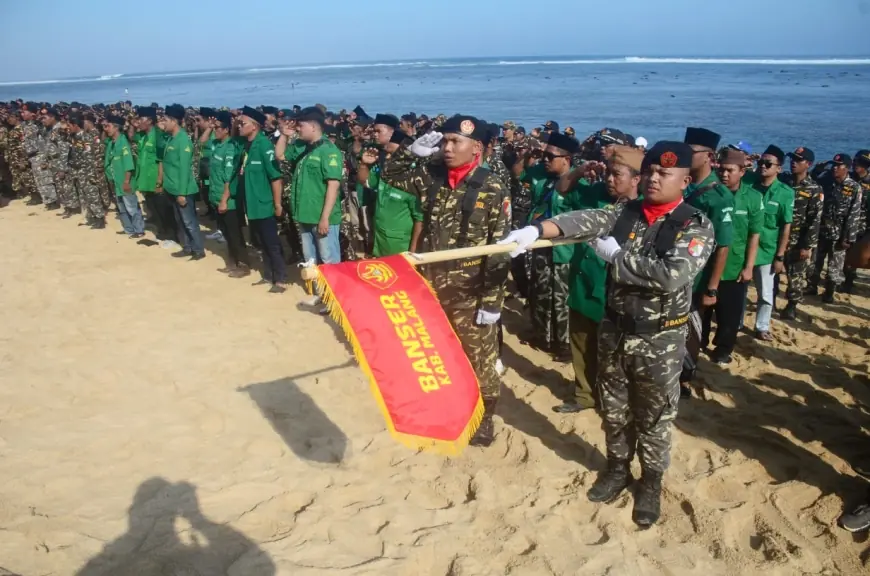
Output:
top-left (315, 255), bottom-right (484, 455)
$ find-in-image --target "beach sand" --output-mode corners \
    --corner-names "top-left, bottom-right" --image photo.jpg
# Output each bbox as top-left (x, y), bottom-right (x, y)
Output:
top-left (1, 200), bottom-right (869, 575)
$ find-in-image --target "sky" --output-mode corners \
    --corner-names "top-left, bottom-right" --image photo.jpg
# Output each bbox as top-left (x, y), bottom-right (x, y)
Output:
top-left (1, 0), bottom-right (869, 82)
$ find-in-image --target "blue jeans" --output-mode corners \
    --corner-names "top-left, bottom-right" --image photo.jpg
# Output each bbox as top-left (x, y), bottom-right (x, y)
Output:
top-left (173, 196), bottom-right (204, 255)
top-left (299, 223), bottom-right (341, 264)
top-left (117, 193), bottom-right (145, 235)
top-left (753, 264), bottom-right (775, 332)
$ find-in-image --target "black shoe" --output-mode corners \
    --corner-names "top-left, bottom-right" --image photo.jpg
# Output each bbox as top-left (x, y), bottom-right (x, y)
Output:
top-left (217, 267), bottom-right (234, 274)
top-left (171, 250), bottom-right (192, 258)
top-left (116, 231), bottom-right (128, 235)
top-left (61, 208), bottom-right (74, 219)
top-left (552, 402), bottom-right (594, 414)
top-left (711, 352), bottom-right (733, 366)
top-left (189, 252), bottom-right (206, 261)
top-left (804, 285), bottom-right (819, 297)
top-left (91, 220), bottom-right (106, 230)
top-left (632, 470), bottom-right (663, 528)
top-left (841, 277), bottom-right (855, 295)
top-left (822, 282), bottom-right (837, 304)
top-left (470, 398), bottom-right (498, 447)
top-left (130, 233), bottom-right (146, 239)
top-left (26, 197), bottom-right (43, 206)
top-left (588, 460), bottom-right (632, 503)
top-left (252, 278), bottom-right (271, 286)
top-left (229, 267), bottom-right (252, 279)
top-left (839, 502), bottom-right (870, 533)
top-left (269, 284), bottom-right (287, 294)
top-left (45, 201), bottom-right (60, 211)
top-left (780, 302), bottom-right (797, 320)
top-left (680, 385), bottom-right (693, 399)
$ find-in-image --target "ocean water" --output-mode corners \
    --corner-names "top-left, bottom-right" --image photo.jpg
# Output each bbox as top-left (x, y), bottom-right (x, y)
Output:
top-left (2, 56), bottom-right (869, 161)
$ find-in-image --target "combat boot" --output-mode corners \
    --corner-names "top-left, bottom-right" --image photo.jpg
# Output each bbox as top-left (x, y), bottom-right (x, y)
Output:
top-left (587, 459), bottom-right (632, 503)
top-left (842, 274), bottom-right (855, 295)
top-left (803, 284), bottom-right (819, 297)
top-left (780, 301), bottom-right (798, 320)
top-left (632, 470), bottom-right (663, 528)
top-left (45, 201), bottom-right (60, 211)
top-left (470, 397), bottom-right (498, 447)
top-left (822, 280), bottom-right (837, 304)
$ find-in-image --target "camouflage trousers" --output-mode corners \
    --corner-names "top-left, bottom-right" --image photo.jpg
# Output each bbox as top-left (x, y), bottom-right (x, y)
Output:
top-left (99, 177), bottom-right (114, 209)
top-left (30, 156), bottom-right (57, 203)
top-left (785, 249), bottom-right (812, 303)
top-left (71, 171), bottom-right (105, 220)
top-left (530, 248), bottom-right (570, 350)
top-left (597, 324), bottom-right (683, 472)
top-left (810, 238), bottom-right (846, 286)
top-left (443, 305), bottom-right (501, 400)
top-left (54, 172), bottom-right (79, 210)
top-left (10, 161), bottom-right (35, 197)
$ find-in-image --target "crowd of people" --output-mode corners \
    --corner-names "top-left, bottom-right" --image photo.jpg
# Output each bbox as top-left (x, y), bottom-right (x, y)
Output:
top-left (0, 99), bottom-right (868, 532)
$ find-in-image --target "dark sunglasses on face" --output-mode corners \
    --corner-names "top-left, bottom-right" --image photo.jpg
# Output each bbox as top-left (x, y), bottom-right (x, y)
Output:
top-left (759, 160), bottom-right (779, 169)
top-left (543, 152), bottom-right (569, 161)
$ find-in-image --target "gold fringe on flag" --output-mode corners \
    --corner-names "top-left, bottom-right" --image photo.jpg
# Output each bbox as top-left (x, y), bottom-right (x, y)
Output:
top-left (311, 266), bottom-right (485, 456)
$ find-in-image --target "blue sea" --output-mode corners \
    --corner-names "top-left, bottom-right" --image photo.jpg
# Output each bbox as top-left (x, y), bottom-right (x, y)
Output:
top-left (2, 56), bottom-right (869, 161)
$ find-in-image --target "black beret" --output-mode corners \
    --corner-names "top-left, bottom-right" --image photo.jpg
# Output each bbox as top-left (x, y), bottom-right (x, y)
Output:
top-left (642, 141), bottom-right (694, 172)
top-left (165, 104), bottom-right (185, 121)
top-left (390, 129), bottom-right (410, 145)
top-left (440, 115), bottom-right (487, 142)
top-left (106, 114), bottom-right (126, 126)
top-left (401, 112), bottom-right (417, 123)
top-left (241, 105), bottom-right (266, 126)
top-left (199, 107), bottom-right (217, 118)
top-left (215, 110), bottom-right (232, 129)
top-left (374, 113), bottom-right (400, 129)
top-left (295, 106), bottom-right (326, 126)
top-left (684, 127), bottom-right (721, 151)
top-left (21, 102), bottom-right (39, 112)
top-left (261, 106), bottom-right (279, 115)
top-left (137, 106), bottom-right (157, 120)
top-left (43, 107), bottom-right (60, 118)
top-left (786, 146), bottom-right (814, 163)
top-left (762, 145), bottom-right (785, 164)
top-left (67, 112), bottom-right (84, 127)
top-left (323, 125), bottom-right (337, 136)
top-left (546, 132), bottom-right (580, 155)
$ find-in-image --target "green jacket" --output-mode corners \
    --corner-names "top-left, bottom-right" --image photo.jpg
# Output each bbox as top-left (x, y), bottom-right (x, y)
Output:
top-left (162, 129), bottom-right (197, 196)
top-left (526, 166), bottom-right (575, 264)
top-left (359, 165), bottom-right (423, 257)
top-left (243, 131), bottom-right (283, 220)
top-left (208, 137), bottom-right (243, 210)
top-left (287, 136), bottom-right (344, 225)
top-left (133, 127), bottom-right (159, 193)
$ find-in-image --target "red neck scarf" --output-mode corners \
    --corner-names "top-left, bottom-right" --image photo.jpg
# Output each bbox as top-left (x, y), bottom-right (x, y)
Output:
top-left (642, 198), bottom-right (683, 225)
top-left (447, 156), bottom-right (480, 189)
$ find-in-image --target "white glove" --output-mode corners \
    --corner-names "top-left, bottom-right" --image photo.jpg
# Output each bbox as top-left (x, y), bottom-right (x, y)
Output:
top-left (591, 236), bottom-right (622, 264)
top-left (409, 132), bottom-right (443, 157)
top-left (299, 258), bottom-right (317, 268)
top-left (497, 225), bottom-right (540, 257)
top-left (476, 309), bottom-right (501, 325)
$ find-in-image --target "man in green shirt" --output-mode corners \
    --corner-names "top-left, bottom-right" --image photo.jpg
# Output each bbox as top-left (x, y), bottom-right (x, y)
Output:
top-left (745, 145), bottom-right (794, 340)
top-left (238, 106), bottom-right (287, 293)
top-left (276, 107), bottom-right (344, 270)
top-left (703, 148), bottom-right (763, 364)
top-left (523, 132), bottom-right (580, 361)
top-left (196, 107), bottom-right (218, 222)
top-left (132, 107), bottom-right (165, 240)
top-left (356, 113), bottom-right (423, 257)
top-left (162, 104), bottom-right (205, 260)
top-left (105, 114), bottom-right (144, 238)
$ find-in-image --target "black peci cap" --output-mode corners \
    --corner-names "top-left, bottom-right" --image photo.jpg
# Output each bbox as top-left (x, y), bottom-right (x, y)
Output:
top-left (642, 141), bottom-right (695, 172)
top-left (373, 113), bottom-right (400, 130)
top-left (684, 127), bottom-right (721, 151)
top-left (215, 110), bottom-right (233, 129)
top-left (106, 114), bottom-right (126, 126)
top-left (546, 132), bottom-right (580, 155)
top-left (199, 107), bottom-right (217, 118)
top-left (241, 105), bottom-right (266, 126)
top-left (295, 106), bottom-right (326, 126)
top-left (165, 104), bottom-right (185, 121)
top-left (762, 145), bottom-right (785, 165)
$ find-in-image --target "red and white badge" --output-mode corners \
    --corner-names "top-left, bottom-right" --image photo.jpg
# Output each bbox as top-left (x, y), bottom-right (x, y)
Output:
top-left (688, 238), bottom-right (705, 257)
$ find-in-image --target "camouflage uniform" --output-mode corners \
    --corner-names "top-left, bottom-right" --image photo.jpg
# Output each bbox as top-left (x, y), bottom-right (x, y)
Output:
top-left (89, 131), bottom-right (113, 209)
top-left (549, 201), bottom-right (714, 472)
top-left (339, 155), bottom-right (359, 261)
top-left (382, 146), bottom-right (512, 433)
top-left (779, 173), bottom-right (822, 303)
top-left (810, 176), bottom-right (864, 288)
top-left (0, 124), bottom-right (10, 196)
top-left (69, 128), bottom-right (105, 220)
top-left (47, 123), bottom-right (76, 210)
top-left (530, 247), bottom-right (571, 351)
top-left (6, 123), bottom-right (35, 198)
top-left (486, 143), bottom-right (511, 189)
top-left (278, 152), bottom-right (304, 260)
top-left (26, 121), bottom-right (58, 204)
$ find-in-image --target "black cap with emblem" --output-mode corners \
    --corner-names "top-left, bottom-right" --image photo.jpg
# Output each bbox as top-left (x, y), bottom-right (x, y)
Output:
top-left (832, 153), bottom-right (852, 168)
top-left (787, 146), bottom-right (815, 163)
top-left (642, 141), bottom-right (694, 172)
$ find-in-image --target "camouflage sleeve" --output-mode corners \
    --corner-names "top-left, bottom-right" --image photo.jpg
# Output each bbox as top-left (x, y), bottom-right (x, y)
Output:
top-left (844, 181), bottom-right (864, 243)
top-left (55, 137), bottom-right (71, 172)
top-left (380, 146), bottom-right (429, 198)
top-left (480, 180), bottom-right (512, 314)
top-left (23, 125), bottom-right (37, 156)
top-left (548, 203), bottom-right (623, 241)
top-left (612, 216), bottom-right (715, 292)
top-left (802, 185), bottom-right (823, 250)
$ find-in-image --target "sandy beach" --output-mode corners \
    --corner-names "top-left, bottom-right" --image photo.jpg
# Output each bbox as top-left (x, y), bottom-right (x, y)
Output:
top-left (1, 200), bottom-right (869, 576)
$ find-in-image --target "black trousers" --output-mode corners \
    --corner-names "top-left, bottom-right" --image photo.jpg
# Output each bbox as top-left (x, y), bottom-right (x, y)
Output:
top-left (249, 217), bottom-right (287, 283)
top-left (701, 280), bottom-right (748, 356)
top-left (150, 191), bottom-right (179, 241)
top-left (216, 209), bottom-right (250, 268)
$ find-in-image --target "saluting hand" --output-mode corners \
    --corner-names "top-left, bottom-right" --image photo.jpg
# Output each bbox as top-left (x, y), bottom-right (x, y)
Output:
top-left (361, 149), bottom-right (379, 166)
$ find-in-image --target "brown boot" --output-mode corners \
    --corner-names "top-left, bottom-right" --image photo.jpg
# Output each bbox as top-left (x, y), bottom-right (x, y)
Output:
top-left (470, 397), bottom-right (498, 447)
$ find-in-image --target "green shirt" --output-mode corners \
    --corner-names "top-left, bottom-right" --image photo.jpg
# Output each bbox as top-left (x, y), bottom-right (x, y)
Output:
top-left (287, 137), bottom-right (344, 225)
top-left (156, 130), bottom-right (170, 162)
top-left (162, 129), bottom-right (197, 196)
top-left (208, 137), bottom-right (243, 210)
top-left (747, 173), bottom-right (795, 267)
top-left (103, 138), bottom-right (114, 180)
top-left (243, 131), bottom-right (283, 220)
top-left (110, 134), bottom-right (134, 195)
top-left (564, 182), bottom-right (615, 322)
top-left (686, 172), bottom-right (735, 291)
top-left (133, 127), bottom-right (159, 193)
top-left (525, 165), bottom-right (575, 264)
top-left (721, 184), bottom-right (764, 281)
top-left (359, 166), bottom-right (423, 257)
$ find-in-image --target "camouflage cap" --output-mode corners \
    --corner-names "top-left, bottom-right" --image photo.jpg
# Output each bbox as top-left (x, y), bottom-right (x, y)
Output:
top-left (502, 121), bottom-right (516, 130)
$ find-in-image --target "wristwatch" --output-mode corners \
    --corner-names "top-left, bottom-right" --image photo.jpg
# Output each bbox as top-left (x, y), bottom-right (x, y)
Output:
top-left (774, 255), bottom-right (785, 262)
top-left (533, 221), bottom-right (545, 237)
top-left (705, 288), bottom-right (719, 298)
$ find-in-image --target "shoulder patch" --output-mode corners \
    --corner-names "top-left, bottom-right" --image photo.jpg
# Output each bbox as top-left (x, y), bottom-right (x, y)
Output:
top-left (688, 237), bottom-right (706, 257)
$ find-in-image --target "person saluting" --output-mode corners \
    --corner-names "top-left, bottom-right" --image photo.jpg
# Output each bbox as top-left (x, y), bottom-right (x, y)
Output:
top-left (500, 141), bottom-right (715, 527)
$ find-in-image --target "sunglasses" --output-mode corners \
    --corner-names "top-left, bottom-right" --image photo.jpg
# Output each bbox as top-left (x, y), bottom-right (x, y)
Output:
top-left (543, 152), bottom-right (570, 161)
top-left (758, 160), bottom-right (780, 169)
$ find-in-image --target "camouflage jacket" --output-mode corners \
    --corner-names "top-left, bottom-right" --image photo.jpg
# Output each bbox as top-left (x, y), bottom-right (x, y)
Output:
top-left (485, 143), bottom-right (511, 189)
top-left (780, 173), bottom-right (823, 251)
top-left (47, 123), bottom-right (71, 173)
top-left (84, 129), bottom-right (105, 180)
top-left (855, 172), bottom-right (870, 236)
top-left (69, 129), bottom-right (100, 182)
top-left (22, 121), bottom-right (39, 157)
top-left (820, 176), bottom-right (863, 243)
top-left (7, 125), bottom-right (27, 167)
top-left (381, 146), bottom-right (511, 313)
top-left (0, 126), bottom-right (8, 159)
top-left (550, 201), bottom-right (715, 357)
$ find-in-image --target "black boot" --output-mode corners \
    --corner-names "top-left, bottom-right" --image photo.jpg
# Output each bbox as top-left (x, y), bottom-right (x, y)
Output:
top-left (632, 470), bottom-right (663, 528)
top-left (803, 284), bottom-right (819, 297)
top-left (822, 280), bottom-right (837, 304)
top-left (45, 201), bottom-right (60, 211)
top-left (470, 398), bottom-right (498, 447)
top-left (587, 459), bottom-right (632, 503)
top-left (780, 301), bottom-right (797, 320)
top-left (842, 273), bottom-right (856, 295)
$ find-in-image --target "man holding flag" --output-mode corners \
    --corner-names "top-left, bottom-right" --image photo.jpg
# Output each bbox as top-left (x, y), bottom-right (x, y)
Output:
top-left (500, 141), bottom-right (715, 527)
top-left (381, 115), bottom-right (512, 447)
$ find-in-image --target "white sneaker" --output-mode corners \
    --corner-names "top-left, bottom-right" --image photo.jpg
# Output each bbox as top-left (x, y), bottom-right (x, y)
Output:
top-left (495, 358), bottom-right (506, 377)
top-left (160, 240), bottom-right (179, 250)
top-left (300, 295), bottom-right (322, 307)
top-left (206, 230), bottom-right (224, 241)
